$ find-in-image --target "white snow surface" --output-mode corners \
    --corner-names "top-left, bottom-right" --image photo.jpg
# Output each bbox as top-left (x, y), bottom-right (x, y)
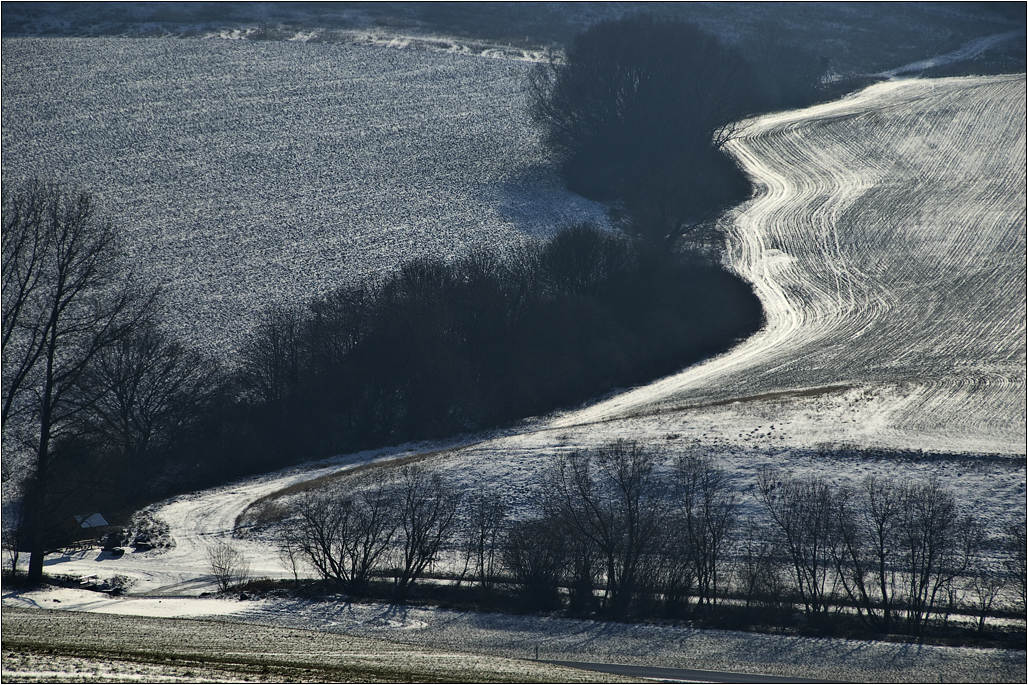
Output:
top-left (2, 39), bottom-right (1025, 681)
top-left (4, 586), bottom-right (254, 619)
top-left (556, 74), bottom-right (1027, 458)
top-left (878, 30), bottom-right (1026, 78)
top-left (4, 586), bottom-right (1024, 683)
top-left (1, 38), bottom-right (609, 358)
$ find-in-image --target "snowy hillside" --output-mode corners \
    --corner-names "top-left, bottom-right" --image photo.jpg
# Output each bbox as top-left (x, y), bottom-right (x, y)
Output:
top-left (1, 37), bottom-right (608, 356)
top-left (8, 67), bottom-right (1024, 595)
top-left (2, 27), bottom-right (1025, 682)
top-left (558, 74), bottom-right (1027, 457)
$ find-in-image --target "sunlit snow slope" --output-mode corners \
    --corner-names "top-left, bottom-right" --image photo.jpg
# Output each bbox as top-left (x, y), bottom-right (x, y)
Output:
top-left (559, 75), bottom-right (1027, 455)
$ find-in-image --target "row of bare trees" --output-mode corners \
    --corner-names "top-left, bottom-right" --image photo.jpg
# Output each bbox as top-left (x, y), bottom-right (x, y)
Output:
top-left (499, 440), bottom-right (736, 618)
top-left (755, 468), bottom-right (1025, 635)
top-left (279, 443), bottom-right (1025, 635)
top-left (280, 465), bottom-right (460, 601)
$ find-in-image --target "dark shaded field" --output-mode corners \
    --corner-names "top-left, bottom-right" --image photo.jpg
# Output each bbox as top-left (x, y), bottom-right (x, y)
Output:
top-left (1, 607), bottom-right (624, 683)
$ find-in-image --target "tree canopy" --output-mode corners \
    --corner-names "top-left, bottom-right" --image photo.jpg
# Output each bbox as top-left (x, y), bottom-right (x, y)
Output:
top-left (529, 16), bottom-right (802, 248)
top-left (2, 180), bottom-right (158, 581)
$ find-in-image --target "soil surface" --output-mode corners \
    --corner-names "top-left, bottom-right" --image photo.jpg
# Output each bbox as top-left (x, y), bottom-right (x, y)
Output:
top-left (0, 607), bottom-right (627, 683)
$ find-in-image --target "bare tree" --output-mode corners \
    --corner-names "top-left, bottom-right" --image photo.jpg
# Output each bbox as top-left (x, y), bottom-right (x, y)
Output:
top-left (502, 515), bottom-right (568, 611)
top-left (392, 465), bottom-right (461, 601)
top-left (277, 528), bottom-right (305, 584)
top-left (1, 505), bottom-right (25, 577)
top-left (79, 323), bottom-right (223, 465)
top-left (206, 540), bottom-right (250, 592)
top-left (756, 468), bottom-right (840, 621)
top-left (292, 490), bottom-right (350, 586)
top-left (964, 567), bottom-right (1006, 633)
top-left (2, 182), bottom-right (52, 430)
top-left (2, 180), bottom-right (157, 583)
top-left (292, 474), bottom-right (398, 594)
top-left (736, 515), bottom-right (789, 622)
top-left (831, 475), bottom-right (986, 635)
top-left (832, 475), bottom-right (906, 633)
top-left (641, 517), bottom-right (693, 618)
top-left (1003, 519), bottom-right (1027, 612)
top-left (461, 490), bottom-right (506, 589)
top-left (672, 452), bottom-right (736, 612)
top-left (898, 477), bottom-right (968, 635)
top-left (543, 440), bottom-right (667, 617)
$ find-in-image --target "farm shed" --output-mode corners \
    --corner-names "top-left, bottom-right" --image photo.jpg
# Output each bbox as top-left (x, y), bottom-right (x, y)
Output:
top-left (65, 513), bottom-right (111, 543)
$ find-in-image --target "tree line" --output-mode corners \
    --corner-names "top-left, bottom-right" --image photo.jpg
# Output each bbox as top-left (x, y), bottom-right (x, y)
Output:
top-left (1, 180), bottom-right (762, 583)
top-left (235, 222), bottom-right (761, 465)
top-left (1, 181), bottom-right (233, 581)
top-left (265, 441), bottom-right (1026, 640)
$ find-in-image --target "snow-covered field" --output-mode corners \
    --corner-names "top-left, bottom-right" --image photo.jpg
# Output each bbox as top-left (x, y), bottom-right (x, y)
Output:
top-left (2, 35), bottom-right (1026, 683)
top-left (1, 37), bottom-right (607, 357)
top-left (2, 42), bottom-right (1023, 452)
top-left (560, 74), bottom-right (1027, 457)
top-left (4, 586), bottom-right (1024, 683)
top-left (3, 606), bottom-right (627, 683)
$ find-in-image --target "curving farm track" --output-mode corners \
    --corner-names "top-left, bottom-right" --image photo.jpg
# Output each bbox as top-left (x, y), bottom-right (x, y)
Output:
top-left (559, 75), bottom-right (1027, 456)
top-left (35, 458), bottom-right (377, 597)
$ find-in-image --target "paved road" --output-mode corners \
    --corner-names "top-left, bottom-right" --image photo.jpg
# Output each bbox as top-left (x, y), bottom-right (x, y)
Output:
top-left (544, 660), bottom-right (851, 683)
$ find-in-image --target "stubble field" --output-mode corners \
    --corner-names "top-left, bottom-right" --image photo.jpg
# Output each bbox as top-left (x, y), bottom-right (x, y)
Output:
top-left (2, 607), bottom-right (624, 683)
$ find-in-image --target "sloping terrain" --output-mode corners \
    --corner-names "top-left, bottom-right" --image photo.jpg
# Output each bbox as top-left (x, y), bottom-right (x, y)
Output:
top-left (559, 75), bottom-right (1027, 456)
top-left (5, 72), bottom-right (1024, 682)
top-left (2, 30), bottom-right (1025, 683)
top-left (3, 41), bottom-right (1022, 453)
top-left (1, 37), bottom-right (608, 357)
top-left (3, 596), bottom-right (1024, 683)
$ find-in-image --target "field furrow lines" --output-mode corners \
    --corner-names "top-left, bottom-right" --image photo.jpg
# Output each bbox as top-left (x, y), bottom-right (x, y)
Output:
top-left (558, 75), bottom-right (1026, 455)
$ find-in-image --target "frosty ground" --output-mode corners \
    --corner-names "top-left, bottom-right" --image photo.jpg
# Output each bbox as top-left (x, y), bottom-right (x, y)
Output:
top-left (2, 28), bottom-right (1026, 685)
top-left (2, 606), bottom-right (630, 683)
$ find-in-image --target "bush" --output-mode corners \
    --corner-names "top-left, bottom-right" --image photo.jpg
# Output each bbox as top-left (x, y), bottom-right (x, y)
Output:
top-left (206, 540), bottom-right (251, 592)
top-left (287, 477), bottom-right (399, 595)
top-left (502, 517), bottom-right (567, 611)
top-left (127, 511), bottom-right (175, 551)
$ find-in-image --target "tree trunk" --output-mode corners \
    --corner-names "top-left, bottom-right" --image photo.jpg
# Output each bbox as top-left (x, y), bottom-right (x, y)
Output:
top-left (26, 432), bottom-right (51, 583)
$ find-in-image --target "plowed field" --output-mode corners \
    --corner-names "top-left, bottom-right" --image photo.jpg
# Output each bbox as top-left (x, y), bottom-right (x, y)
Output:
top-left (561, 75), bottom-right (1027, 456)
